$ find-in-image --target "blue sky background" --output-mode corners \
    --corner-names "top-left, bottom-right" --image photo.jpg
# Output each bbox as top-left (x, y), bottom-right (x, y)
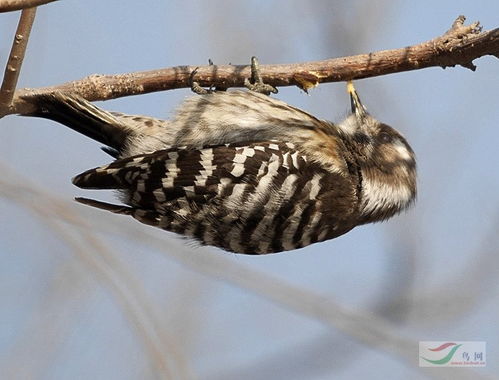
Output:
top-left (0, 1), bottom-right (498, 379)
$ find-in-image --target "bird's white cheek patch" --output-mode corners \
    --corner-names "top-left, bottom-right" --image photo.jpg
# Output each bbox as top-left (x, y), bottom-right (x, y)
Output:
top-left (361, 177), bottom-right (414, 215)
top-left (393, 140), bottom-right (413, 161)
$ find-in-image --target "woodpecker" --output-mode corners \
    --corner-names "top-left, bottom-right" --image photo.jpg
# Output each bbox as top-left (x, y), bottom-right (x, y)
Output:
top-left (23, 78), bottom-right (416, 254)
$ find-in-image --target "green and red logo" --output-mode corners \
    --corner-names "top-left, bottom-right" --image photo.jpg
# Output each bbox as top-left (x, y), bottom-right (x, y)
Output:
top-left (421, 342), bottom-right (462, 365)
top-left (419, 341), bottom-right (486, 367)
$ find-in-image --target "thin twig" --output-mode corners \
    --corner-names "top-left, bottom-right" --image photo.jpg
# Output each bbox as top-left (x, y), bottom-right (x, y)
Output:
top-left (0, 0), bottom-right (57, 12)
top-left (6, 15), bottom-right (498, 117)
top-left (0, 7), bottom-right (36, 116)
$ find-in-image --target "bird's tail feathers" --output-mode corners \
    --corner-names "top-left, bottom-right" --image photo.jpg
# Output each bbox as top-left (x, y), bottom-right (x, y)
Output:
top-left (22, 92), bottom-right (130, 152)
top-left (75, 197), bottom-right (133, 214)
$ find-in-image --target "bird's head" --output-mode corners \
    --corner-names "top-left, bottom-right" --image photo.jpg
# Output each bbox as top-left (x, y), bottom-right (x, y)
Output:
top-left (338, 82), bottom-right (417, 223)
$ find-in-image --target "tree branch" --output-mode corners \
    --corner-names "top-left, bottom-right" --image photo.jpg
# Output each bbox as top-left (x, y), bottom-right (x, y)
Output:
top-left (7, 15), bottom-right (499, 117)
top-left (0, 7), bottom-right (36, 116)
top-left (0, 0), bottom-right (58, 13)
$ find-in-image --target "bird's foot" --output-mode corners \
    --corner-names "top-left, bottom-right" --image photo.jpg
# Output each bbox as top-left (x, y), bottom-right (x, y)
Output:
top-left (244, 56), bottom-right (278, 95)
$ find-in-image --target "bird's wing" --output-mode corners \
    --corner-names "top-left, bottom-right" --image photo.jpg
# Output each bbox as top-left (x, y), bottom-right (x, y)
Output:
top-left (72, 140), bottom-right (302, 209)
top-left (73, 140), bottom-right (360, 253)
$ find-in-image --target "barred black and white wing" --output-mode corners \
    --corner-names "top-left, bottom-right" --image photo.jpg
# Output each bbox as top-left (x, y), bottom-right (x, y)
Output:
top-left (73, 141), bottom-right (360, 254)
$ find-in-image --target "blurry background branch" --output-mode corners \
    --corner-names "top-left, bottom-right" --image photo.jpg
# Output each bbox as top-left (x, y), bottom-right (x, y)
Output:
top-left (3, 15), bottom-right (498, 117)
top-left (0, 163), bottom-right (192, 379)
top-left (0, 0), bottom-right (57, 13)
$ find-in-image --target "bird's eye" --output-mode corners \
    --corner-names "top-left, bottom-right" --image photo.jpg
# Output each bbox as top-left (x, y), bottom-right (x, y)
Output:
top-left (379, 132), bottom-right (392, 143)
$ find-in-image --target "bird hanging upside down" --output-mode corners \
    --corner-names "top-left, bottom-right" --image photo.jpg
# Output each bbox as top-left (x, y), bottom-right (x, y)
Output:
top-left (22, 64), bottom-right (416, 254)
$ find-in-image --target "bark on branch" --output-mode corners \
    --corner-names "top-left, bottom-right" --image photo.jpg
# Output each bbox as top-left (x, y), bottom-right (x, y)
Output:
top-left (7, 15), bottom-right (499, 116)
top-left (0, 0), bottom-right (57, 12)
top-left (0, 7), bottom-right (36, 115)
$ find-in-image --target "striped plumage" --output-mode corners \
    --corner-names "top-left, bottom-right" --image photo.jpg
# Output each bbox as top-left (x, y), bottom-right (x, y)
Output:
top-left (23, 87), bottom-right (416, 254)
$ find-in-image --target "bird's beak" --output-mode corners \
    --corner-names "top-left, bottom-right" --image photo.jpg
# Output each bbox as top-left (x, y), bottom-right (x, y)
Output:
top-left (347, 81), bottom-right (367, 120)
